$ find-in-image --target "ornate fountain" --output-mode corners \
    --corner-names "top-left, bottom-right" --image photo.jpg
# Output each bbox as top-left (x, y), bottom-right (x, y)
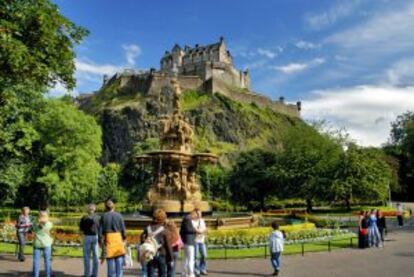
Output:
top-left (137, 76), bottom-right (218, 214)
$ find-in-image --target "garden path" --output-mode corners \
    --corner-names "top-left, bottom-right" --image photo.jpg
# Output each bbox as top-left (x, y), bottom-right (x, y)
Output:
top-left (0, 225), bottom-right (413, 276)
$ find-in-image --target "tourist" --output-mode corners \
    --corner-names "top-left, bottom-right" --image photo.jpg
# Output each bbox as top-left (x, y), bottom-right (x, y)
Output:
top-left (80, 203), bottom-right (100, 277)
top-left (165, 220), bottom-right (183, 277)
top-left (396, 203), bottom-right (404, 227)
top-left (15, 206), bottom-right (32, 262)
top-left (368, 209), bottom-right (382, 247)
top-left (358, 211), bottom-right (368, 249)
top-left (32, 211), bottom-right (53, 277)
top-left (193, 209), bottom-right (208, 276)
top-left (140, 208), bottom-right (172, 277)
top-left (269, 221), bottom-right (284, 276)
top-left (100, 199), bottom-right (126, 277)
top-left (180, 210), bottom-right (197, 277)
top-left (376, 210), bottom-right (387, 243)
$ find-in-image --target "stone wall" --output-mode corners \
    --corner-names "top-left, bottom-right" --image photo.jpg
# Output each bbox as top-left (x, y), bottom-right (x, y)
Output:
top-left (210, 78), bottom-right (300, 117)
top-left (101, 71), bottom-right (299, 118)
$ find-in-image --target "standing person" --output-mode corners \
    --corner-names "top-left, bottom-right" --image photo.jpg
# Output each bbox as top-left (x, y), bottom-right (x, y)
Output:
top-left (269, 221), bottom-right (284, 276)
top-left (165, 220), bottom-right (183, 277)
top-left (180, 210), bottom-right (197, 277)
top-left (32, 211), bottom-right (53, 277)
top-left (368, 209), bottom-right (382, 247)
top-left (358, 211), bottom-right (368, 249)
top-left (396, 203), bottom-right (404, 227)
top-left (15, 206), bottom-right (32, 262)
top-left (376, 210), bottom-right (387, 243)
top-left (193, 209), bottom-right (208, 276)
top-left (140, 209), bottom-right (172, 277)
top-left (80, 204), bottom-right (100, 277)
top-left (100, 199), bottom-right (126, 277)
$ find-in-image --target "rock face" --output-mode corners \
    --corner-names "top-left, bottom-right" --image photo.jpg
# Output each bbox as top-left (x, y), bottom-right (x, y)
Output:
top-left (79, 86), bottom-right (307, 166)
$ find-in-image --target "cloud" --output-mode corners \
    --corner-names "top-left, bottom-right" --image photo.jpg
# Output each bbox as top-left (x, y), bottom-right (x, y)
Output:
top-left (122, 44), bottom-right (141, 66)
top-left (386, 58), bottom-right (414, 86)
top-left (304, 0), bottom-right (361, 30)
top-left (272, 58), bottom-right (325, 74)
top-left (75, 59), bottom-right (121, 76)
top-left (295, 40), bottom-right (320, 49)
top-left (325, 2), bottom-right (414, 51)
top-left (302, 85), bottom-right (414, 146)
top-left (257, 48), bottom-right (277, 59)
top-left (47, 82), bottom-right (78, 98)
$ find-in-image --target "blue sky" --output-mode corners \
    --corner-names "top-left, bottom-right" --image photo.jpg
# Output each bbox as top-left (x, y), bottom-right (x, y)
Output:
top-left (51, 0), bottom-right (414, 146)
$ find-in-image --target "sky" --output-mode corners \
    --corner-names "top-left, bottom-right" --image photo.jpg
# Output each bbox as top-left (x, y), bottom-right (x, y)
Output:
top-left (50, 0), bottom-right (414, 147)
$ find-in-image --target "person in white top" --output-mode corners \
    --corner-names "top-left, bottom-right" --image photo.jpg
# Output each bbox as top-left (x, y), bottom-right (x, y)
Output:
top-left (269, 221), bottom-right (284, 276)
top-left (192, 209), bottom-right (208, 275)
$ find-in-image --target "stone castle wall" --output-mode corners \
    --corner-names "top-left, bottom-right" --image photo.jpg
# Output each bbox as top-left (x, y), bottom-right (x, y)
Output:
top-left (209, 78), bottom-right (300, 117)
top-left (102, 71), bottom-right (299, 117)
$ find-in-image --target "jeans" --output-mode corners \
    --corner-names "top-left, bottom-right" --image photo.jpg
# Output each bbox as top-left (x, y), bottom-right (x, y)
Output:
top-left (32, 247), bottom-right (52, 277)
top-left (368, 226), bottom-right (381, 247)
top-left (195, 242), bottom-right (207, 274)
top-left (107, 255), bottom-right (124, 277)
top-left (17, 232), bottom-right (27, 260)
top-left (270, 252), bottom-right (281, 271)
top-left (141, 262), bottom-right (148, 277)
top-left (183, 245), bottom-right (195, 277)
top-left (83, 235), bottom-right (99, 277)
top-left (167, 251), bottom-right (179, 277)
top-left (147, 254), bottom-right (167, 277)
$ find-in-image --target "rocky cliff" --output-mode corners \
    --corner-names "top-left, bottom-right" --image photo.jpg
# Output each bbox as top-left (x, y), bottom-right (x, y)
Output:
top-left (79, 82), bottom-right (311, 166)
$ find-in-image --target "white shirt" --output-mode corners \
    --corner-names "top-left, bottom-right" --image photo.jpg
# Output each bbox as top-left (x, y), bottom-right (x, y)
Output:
top-left (269, 230), bottom-right (284, 253)
top-left (192, 218), bottom-right (207, 243)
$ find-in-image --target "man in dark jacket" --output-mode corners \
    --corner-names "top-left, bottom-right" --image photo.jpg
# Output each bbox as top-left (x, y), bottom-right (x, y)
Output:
top-left (180, 210), bottom-right (197, 277)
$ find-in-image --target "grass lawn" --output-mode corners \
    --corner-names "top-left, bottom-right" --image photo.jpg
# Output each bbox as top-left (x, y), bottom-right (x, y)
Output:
top-left (0, 236), bottom-right (356, 260)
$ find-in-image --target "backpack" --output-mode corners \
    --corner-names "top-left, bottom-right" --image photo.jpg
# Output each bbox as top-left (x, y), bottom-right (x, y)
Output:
top-left (139, 225), bottom-right (165, 264)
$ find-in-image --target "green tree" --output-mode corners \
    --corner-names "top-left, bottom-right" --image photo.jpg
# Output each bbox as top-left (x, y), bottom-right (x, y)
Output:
top-left (268, 126), bottom-right (343, 212)
top-left (31, 99), bottom-right (102, 207)
top-left (97, 163), bottom-right (127, 203)
top-left (332, 145), bottom-right (392, 208)
top-left (229, 149), bottom-right (279, 211)
top-left (0, 0), bottom-right (88, 205)
top-left (384, 111), bottom-right (414, 200)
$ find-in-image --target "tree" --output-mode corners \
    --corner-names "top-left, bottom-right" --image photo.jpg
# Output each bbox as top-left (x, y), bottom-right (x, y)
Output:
top-left (97, 163), bottom-right (127, 203)
top-left (268, 126), bottom-right (343, 212)
top-left (229, 149), bottom-right (279, 211)
top-left (332, 145), bottom-right (393, 209)
top-left (0, 0), bottom-right (89, 205)
top-left (13, 99), bottom-right (102, 208)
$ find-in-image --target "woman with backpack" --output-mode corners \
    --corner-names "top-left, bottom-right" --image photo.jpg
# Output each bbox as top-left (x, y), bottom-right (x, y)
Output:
top-left (140, 209), bottom-right (173, 277)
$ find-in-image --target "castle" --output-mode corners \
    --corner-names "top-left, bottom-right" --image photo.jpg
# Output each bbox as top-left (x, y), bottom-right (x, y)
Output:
top-left (160, 37), bottom-right (250, 91)
top-left (98, 37), bottom-right (301, 117)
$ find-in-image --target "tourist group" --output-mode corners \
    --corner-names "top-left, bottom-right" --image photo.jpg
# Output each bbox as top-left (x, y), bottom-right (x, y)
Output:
top-left (14, 200), bottom-right (285, 277)
top-left (357, 204), bottom-right (405, 249)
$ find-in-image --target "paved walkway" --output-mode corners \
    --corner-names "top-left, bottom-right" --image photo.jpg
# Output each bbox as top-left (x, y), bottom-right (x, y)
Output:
top-left (1, 226), bottom-right (414, 277)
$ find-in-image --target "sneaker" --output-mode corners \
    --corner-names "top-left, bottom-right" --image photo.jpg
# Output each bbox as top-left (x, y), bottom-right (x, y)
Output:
top-left (273, 269), bottom-right (279, 276)
top-left (201, 270), bottom-right (208, 275)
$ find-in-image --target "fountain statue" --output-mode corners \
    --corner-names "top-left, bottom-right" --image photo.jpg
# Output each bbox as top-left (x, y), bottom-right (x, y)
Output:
top-left (137, 76), bottom-right (218, 214)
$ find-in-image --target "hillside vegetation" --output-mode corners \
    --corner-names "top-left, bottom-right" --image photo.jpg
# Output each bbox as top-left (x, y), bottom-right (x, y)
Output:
top-left (80, 86), bottom-right (312, 166)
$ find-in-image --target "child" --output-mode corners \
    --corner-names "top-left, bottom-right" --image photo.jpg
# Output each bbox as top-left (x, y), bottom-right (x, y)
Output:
top-left (269, 221), bottom-right (284, 276)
